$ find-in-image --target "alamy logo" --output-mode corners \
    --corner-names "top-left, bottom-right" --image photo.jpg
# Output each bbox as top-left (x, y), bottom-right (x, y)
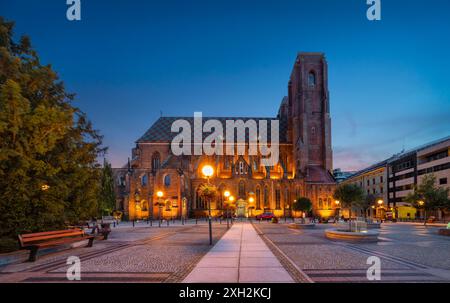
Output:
top-left (170, 112), bottom-right (279, 166)
top-left (367, 0), bottom-right (381, 21)
top-left (366, 256), bottom-right (381, 281)
top-left (66, 256), bottom-right (81, 281)
top-left (66, 0), bottom-right (81, 21)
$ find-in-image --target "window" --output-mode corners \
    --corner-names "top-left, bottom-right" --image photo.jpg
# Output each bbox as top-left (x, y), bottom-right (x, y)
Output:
top-left (275, 189), bottom-right (281, 210)
top-left (164, 175), bottom-right (171, 187)
top-left (256, 187), bottom-right (261, 209)
top-left (196, 186), bottom-right (205, 209)
top-left (380, 186), bottom-right (384, 193)
top-left (239, 161), bottom-right (244, 174)
top-left (238, 181), bottom-right (246, 198)
top-left (152, 152), bottom-right (161, 170)
top-left (380, 176), bottom-right (383, 183)
top-left (367, 180), bottom-right (370, 186)
top-left (141, 200), bottom-right (148, 211)
top-left (308, 71), bottom-right (316, 87)
top-left (318, 198), bottom-right (323, 209)
top-left (372, 178), bottom-right (375, 185)
top-left (440, 178), bottom-right (448, 185)
top-left (118, 175), bottom-right (126, 187)
top-left (141, 175), bottom-right (148, 186)
top-left (264, 186), bottom-right (269, 208)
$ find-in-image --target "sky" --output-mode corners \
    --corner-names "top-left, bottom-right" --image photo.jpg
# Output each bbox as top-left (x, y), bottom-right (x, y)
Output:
top-left (1, 0), bottom-right (450, 171)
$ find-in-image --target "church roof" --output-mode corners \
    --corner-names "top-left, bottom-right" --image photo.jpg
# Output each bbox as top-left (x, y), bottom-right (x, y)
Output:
top-left (306, 166), bottom-right (336, 184)
top-left (137, 116), bottom-right (289, 143)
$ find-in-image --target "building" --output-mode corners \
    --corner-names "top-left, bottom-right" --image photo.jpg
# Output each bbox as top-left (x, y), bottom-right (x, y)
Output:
top-left (113, 53), bottom-right (337, 220)
top-left (388, 136), bottom-right (450, 220)
top-left (333, 168), bottom-right (356, 183)
top-left (344, 136), bottom-right (450, 220)
top-left (341, 160), bottom-right (389, 219)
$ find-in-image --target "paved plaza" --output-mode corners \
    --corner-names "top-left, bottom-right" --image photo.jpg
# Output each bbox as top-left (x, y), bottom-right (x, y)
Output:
top-left (0, 220), bottom-right (449, 283)
top-left (183, 222), bottom-right (294, 283)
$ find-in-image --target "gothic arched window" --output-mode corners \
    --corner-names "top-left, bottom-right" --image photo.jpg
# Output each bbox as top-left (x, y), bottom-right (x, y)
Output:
top-left (275, 189), bottom-right (281, 210)
top-left (152, 152), bottom-right (161, 171)
top-left (264, 186), bottom-right (269, 209)
top-left (308, 71), bottom-right (316, 87)
top-left (141, 174), bottom-right (148, 186)
top-left (196, 186), bottom-right (205, 209)
top-left (238, 181), bottom-right (246, 198)
top-left (256, 186), bottom-right (261, 210)
top-left (164, 175), bottom-right (171, 187)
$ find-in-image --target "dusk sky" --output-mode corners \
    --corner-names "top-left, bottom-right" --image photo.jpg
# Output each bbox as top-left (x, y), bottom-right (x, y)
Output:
top-left (2, 0), bottom-right (449, 171)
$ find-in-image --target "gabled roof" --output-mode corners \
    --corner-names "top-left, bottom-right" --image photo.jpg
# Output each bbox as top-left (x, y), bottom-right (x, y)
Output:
top-left (137, 116), bottom-right (289, 144)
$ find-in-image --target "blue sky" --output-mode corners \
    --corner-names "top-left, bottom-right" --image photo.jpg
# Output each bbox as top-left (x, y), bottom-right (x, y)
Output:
top-left (2, 0), bottom-right (450, 170)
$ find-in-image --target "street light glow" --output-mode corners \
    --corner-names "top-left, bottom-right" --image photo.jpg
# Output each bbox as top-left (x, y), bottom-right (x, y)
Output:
top-left (377, 199), bottom-right (383, 205)
top-left (229, 196), bottom-right (235, 202)
top-left (335, 200), bottom-right (340, 205)
top-left (249, 197), bottom-right (255, 203)
top-left (156, 191), bottom-right (164, 198)
top-left (202, 165), bottom-right (214, 178)
top-left (224, 190), bottom-right (230, 197)
top-left (418, 200), bottom-right (425, 206)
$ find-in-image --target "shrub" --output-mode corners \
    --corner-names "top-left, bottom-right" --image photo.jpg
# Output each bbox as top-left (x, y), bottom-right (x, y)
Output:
top-left (271, 217), bottom-right (279, 224)
top-left (0, 237), bottom-right (19, 253)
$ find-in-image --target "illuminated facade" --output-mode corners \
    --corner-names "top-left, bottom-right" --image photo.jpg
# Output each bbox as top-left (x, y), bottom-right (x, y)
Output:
top-left (113, 53), bottom-right (336, 220)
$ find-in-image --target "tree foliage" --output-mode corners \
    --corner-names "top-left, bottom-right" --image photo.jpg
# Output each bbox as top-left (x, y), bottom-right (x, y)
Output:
top-left (198, 184), bottom-right (218, 201)
top-left (99, 159), bottom-right (116, 216)
top-left (405, 174), bottom-right (450, 211)
top-left (292, 197), bottom-right (312, 213)
top-left (333, 184), bottom-right (366, 216)
top-left (0, 18), bottom-right (105, 241)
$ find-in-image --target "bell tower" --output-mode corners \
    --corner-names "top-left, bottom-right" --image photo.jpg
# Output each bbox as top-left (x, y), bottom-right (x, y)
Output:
top-left (288, 53), bottom-right (332, 177)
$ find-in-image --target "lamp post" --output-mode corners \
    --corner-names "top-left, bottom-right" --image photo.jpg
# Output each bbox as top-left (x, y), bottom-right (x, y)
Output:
top-left (376, 199), bottom-right (383, 221)
top-left (156, 191), bottom-right (164, 227)
top-left (248, 196), bottom-right (255, 220)
top-left (202, 165), bottom-right (214, 245)
top-left (229, 195), bottom-right (235, 225)
top-left (418, 200), bottom-right (426, 225)
top-left (224, 190), bottom-right (231, 229)
top-left (335, 200), bottom-right (340, 220)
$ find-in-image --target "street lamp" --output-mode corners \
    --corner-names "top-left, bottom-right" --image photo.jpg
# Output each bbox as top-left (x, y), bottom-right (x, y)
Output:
top-left (418, 200), bottom-right (426, 225)
top-left (223, 191), bottom-right (231, 228)
top-left (335, 200), bottom-right (340, 219)
top-left (156, 191), bottom-right (164, 227)
top-left (202, 165), bottom-right (214, 245)
top-left (248, 196), bottom-right (255, 219)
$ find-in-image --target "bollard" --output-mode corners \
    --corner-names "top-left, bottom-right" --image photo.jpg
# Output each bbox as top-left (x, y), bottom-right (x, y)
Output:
top-left (196, 218), bottom-right (198, 225)
top-left (150, 219), bottom-right (153, 227)
top-left (132, 220), bottom-right (135, 227)
top-left (113, 221), bottom-right (116, 228)
top-left (167, 219), bottom-right (169, 226)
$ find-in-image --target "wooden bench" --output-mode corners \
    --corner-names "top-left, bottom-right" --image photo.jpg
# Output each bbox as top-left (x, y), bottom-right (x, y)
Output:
top-left (18, 229), bottom-right (95, 262)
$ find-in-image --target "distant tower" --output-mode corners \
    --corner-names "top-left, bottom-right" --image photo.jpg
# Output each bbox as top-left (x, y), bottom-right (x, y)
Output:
top-left (288, 53), bottom-right (333, 177)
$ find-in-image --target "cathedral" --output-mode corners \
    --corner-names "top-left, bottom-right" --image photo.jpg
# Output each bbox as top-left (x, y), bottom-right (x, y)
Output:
top-left (113, 53), bottom-right (337, 220)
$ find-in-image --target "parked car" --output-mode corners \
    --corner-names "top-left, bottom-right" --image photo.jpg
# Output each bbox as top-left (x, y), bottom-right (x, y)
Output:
top-left (256, 212), bottom-right (275, 220)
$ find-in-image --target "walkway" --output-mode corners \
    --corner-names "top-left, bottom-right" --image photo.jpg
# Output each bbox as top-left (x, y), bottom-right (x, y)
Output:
top-left (183, 222), bottom-right (294, 283)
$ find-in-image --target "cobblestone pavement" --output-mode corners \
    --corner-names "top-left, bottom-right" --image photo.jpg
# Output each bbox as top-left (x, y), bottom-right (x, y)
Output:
top-left (0, 221), bottom-right (228, 283)
top-left (252, 221), bottom-right (450, 283)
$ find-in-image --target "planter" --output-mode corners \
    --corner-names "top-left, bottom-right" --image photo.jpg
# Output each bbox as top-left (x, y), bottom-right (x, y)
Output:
top-left (325, 228), bottom-right (379, 243)
top-left (288, 223), bottom-right (316, 229)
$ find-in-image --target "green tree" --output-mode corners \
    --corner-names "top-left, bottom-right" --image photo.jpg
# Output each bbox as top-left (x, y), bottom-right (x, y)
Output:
top-left (0, 18), bottom-right (105, 250)
top-left (333, 184), bottom-right (366, 220)
top-left (405, 174), bottom-right (450, 225)
top-left (292, 197), bottom-right (312, 217)
top-left (99, 159), bottom-right (116, 216)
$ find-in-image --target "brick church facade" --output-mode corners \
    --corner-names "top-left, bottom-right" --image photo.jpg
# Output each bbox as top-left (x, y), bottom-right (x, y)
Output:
top-left (113, 53), bottom-right (337, 220)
